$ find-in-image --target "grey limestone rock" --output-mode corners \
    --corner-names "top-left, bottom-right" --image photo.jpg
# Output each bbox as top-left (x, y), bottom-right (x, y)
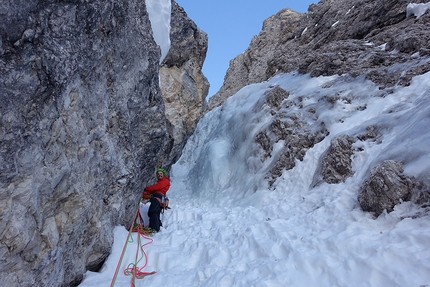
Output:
top-left (0, 0), bottom-right (207, 286)
top-left (205, 0), bottom-right (430, 217)
top-left (160, 1), bottom-right (209, 163)
top-left (208, 0), bottom-right (430, 110)
top-left (320, 135), bottom-right (356, 184)
top-left (358, 160), bottom-right (415, 217)
top-left (208, 8), bottom-right (302, 110)
top-left (253, 86), bottom-right (328, 186)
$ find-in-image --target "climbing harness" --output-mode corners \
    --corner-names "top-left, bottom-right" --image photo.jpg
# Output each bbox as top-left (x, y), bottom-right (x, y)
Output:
top-left (110, 203), bottom-right (156, 287)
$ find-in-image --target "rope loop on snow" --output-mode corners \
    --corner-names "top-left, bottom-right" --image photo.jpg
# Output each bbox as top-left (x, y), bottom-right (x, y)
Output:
top-left (123, 223), bottom-right (156, 282)
top-left (110, 203), bottom-right (157, 287)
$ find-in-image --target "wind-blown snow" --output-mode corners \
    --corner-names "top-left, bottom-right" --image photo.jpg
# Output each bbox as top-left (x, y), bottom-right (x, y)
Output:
top-left (407, 2), bottom-right (430, 18)
top-left (145, 0), bottom-right (171, 63)
top-left (80, 70), bottom-right (430, 287)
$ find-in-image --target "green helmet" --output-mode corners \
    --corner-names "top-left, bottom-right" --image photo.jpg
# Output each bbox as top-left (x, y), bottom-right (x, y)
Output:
top-left (156, 168), bottom-right (167, 176)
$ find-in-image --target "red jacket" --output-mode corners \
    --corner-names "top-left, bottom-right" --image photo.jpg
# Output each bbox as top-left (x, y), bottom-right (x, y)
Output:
top-left (144, 177), bottom-right (170, 196)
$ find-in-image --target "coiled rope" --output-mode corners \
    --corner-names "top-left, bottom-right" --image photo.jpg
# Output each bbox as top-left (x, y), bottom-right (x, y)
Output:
top-left (110, 203), bottom-right (156, 287)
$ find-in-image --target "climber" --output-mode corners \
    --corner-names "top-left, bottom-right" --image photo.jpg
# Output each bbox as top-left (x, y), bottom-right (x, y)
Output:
top-left (142, 168), bottom-right (170, 232)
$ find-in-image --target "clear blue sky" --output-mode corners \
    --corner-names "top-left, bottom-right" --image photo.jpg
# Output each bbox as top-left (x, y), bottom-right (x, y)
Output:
top-left (175, 0), bottom-right (318, 97)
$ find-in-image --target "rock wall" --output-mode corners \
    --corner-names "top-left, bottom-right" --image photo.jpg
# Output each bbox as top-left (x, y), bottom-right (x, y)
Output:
top-left (208, 8), bottom-right (302, 109)
top-left (319, 135), bottom-right (355, 184)
top-left (358, 160), bottom-right (415, 217)
top-left (160, 1), bottom-right (209, 163)
top-left (254, 86), bottom-right (328, 186)
top-left (208, 0), bottom-right (430, 217)
top-left (208, 0), bottom-right (430, 109)
top-left (0, 0), bottom-right (207, 286)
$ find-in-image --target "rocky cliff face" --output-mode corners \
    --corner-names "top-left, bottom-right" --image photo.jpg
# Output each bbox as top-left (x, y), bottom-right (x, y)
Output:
top-left (208, 0), bottom-right (430, 109)
top-left (208, 8), bottom-right (302, 109)
top-left (208, 0), bottom-right (430, 217)
top-left (0, 0), bottom-right (207, 286)
top-left (160, 1), bottom-right (209, 163)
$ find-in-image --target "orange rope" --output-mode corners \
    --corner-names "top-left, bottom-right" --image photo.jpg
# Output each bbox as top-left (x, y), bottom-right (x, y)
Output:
top-left (110, 207), bottom-right (140, 287)
top-left (123, 220), bottom-right (157, 281)
top-left (110, 204), bottom-right (156, 287)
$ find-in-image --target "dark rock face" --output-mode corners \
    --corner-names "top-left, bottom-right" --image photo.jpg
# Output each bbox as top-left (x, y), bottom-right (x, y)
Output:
top-left (162, 2), bottom-right (207, 69)
top-left (254, 86), bottom-right (328, 185)
top-left (358, 160), bottom-right (415, 217)
top-left (0, 0), bottom-right (207, 286)
top-left (208, 0), bottom-right (430, 109)
top-left (313, 126), bottom-right (380, 186)
top-left (320, 135), bottom-right (356, 184)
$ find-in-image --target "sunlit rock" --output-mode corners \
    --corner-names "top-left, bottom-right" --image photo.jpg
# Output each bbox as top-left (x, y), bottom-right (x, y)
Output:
top-left (160, 1), bottom-right (209, 163)
top-left (209, 0), bottom-right (430, 109)
top-left (208, 8), bottom-right (302, 110)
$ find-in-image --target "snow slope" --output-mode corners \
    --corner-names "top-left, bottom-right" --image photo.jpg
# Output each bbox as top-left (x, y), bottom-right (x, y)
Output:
top-left (79, 70), bottom-right (430, 287)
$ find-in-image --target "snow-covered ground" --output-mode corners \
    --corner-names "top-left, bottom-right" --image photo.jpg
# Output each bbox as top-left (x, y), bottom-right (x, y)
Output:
top-left (79, 69), bottom-right (430, 287)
